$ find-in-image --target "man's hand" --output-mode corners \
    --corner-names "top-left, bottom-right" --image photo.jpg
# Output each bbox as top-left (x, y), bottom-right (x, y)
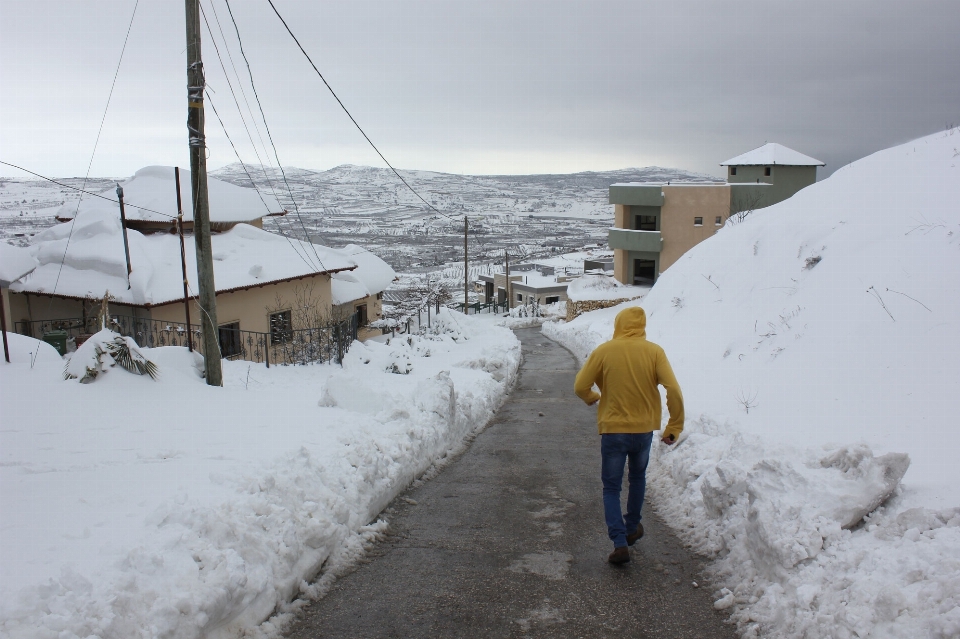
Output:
top-left (661, 433), bottom-right (676, 445)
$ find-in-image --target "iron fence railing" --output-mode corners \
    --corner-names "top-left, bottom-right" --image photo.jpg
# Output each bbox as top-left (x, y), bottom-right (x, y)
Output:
top-left (14, 313), bottom-right (359, 367)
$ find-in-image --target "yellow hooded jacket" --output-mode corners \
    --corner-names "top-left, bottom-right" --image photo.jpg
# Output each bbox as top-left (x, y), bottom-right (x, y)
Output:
top-left (574, 306), bottom-right (684, 439)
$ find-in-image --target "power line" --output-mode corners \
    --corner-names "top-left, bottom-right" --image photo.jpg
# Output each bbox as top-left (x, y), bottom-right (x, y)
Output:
top-left (263, 0), bottom-right (457, 223)
top-left (50, 0), bottom-right (140, 298)
top-left (200, 1), bottom-right (285, 211)
top-left (0, 161), bottom-right (175, 221)
top-left (204, 89), bottom-right (323, 274)
top-left (221, 0), bottom-right (329, 269)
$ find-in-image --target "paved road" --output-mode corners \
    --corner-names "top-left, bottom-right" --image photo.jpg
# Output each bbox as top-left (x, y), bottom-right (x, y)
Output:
top-left (285, 327), bottom-right (737, 639)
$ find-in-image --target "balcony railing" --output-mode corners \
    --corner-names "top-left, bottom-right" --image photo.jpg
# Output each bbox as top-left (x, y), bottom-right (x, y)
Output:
top-left (14, 313), bottom-right (358, 367)
top-left (607, 228), bottom-right (663, 253)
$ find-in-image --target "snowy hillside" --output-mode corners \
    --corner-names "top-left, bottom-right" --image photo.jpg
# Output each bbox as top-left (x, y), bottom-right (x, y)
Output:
top-left (0, 312), bottom-right (520, 639)
top-left (545, 128), bottom-right (960, 638)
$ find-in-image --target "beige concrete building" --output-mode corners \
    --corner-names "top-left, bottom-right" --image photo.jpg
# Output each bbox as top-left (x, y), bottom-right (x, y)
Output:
top-left (478, 264), bottom-right (573, 307)
top-left (609, 143), bottom-right (823, 284)
top-left (6, 167), bottom-right (396, 364)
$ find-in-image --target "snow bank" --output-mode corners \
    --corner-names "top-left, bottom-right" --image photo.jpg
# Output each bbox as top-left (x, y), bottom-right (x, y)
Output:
top-left (0, 309), bottom-right (520, 638)
top-left (545, 129), bottom-right (960, 638)
top-left (565, 271), bottom-right (643, 302)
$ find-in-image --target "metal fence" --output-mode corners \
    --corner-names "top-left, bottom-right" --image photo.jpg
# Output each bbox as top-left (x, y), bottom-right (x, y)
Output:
top-left (14, 313), bottom-right (358, 367)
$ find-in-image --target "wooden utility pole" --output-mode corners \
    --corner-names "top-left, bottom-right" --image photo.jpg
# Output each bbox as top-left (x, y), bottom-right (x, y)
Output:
top-left (463, 216), bottom-right (468, 314)
top-left (185, 0), bottom-right (222, 386)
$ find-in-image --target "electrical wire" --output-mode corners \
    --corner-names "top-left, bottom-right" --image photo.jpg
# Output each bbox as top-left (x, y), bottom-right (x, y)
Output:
top-left (49, 0), bottom-right (140, 299)
top-left (199, 2), bottom-right (285, 213)
top-left (0, 161), bottom-right (176, 220)
top-left (204, 89), bottom-right (321, 273)
top-left (221, 0), bottom-right (329, 270)
top-left (263, 0), bottom-right (459, 223)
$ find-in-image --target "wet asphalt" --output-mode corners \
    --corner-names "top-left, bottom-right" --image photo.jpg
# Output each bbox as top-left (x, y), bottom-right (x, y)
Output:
top-left (284, 327), bottom-right (737, 639)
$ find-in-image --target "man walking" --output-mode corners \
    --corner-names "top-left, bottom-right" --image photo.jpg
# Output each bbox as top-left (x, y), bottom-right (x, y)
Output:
top-left (574, 306), bottom-right (684, 564)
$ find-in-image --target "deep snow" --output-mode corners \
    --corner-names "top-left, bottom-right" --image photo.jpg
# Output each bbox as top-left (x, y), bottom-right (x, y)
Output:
top-left (543, 129), bottom-right (960, 638)
top-left (0, 310), bottom-right (520, 639)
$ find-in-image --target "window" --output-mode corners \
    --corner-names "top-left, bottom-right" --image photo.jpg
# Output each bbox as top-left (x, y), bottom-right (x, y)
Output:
top-left (218, 322), bottom-right (242, 358)
top-left (545, 296), bottom-right (560, 304)
top-left (269, 310), bottom-right (292, 343)
top-left (694, 217), bottom-right (703, 226)
top-left (633, 259), bottom-right (656, 285)
top-left (764, 166), bottom-right (772, 176)
top-left (715, 216), bottom-right (723, 226)
top-left (634, 215), bottom-right (657, 231)
top-left (730, 166), bottom-right (737, 176)
top-left (355, 303), bottom-right (368, 326)
top-left (516, 292), bottom-right (523, 302)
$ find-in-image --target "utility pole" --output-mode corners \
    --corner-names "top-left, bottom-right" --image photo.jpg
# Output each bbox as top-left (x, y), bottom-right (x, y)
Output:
top-left (504, 249), bottom-right (511, 311)
top-left (463, 216), bottom-right (468, 314)
top-left (185, 0), bottom-right (222, 386)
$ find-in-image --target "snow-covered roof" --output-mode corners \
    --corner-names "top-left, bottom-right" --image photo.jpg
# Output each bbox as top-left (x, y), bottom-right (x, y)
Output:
top-left (11, 210), bottom-right (355, 306)
top-left (720, 143), bottom-right (824, 167)
top-left (330, 244), bottom-right (397, 305)
top-left (0, 242), bottom-right (38, 286)
top-left (55, 166), bottom-right (284, 224)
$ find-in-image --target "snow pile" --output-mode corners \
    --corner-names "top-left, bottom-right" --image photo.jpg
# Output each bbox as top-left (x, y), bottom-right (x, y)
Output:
top-left (566, 272), bottom-right (643, 302)
top-left (63, 328), bottom-right (159, 383)
top-left (0, 309), bottom-right (520, 639)
top-left (0, 242), bottom-right (37, 283)
top-left (54, 166), bottom-right (283, 223)
top-left (545, 129), bottom-right (960, 638)
top-left (13, 209), bottom-right (355, 305)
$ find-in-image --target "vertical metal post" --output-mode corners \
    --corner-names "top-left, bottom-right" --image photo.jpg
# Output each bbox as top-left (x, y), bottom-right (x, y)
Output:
top-left (116, 185), bottom-right (133, 289)
top-left (185, 0), bottom-right (222, 386)
top-left (463, 216), bottom-right (468, 314)
top-left (1, 290), bottom-right (10, 363)
top-left (174, 167), bottom-right (193, 352)
top-left (505, 249), bottom-right (511, 311)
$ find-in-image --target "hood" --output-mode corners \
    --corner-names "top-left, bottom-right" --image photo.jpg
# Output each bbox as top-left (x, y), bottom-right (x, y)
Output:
top-left (613, 306), bottom-right (647, 340)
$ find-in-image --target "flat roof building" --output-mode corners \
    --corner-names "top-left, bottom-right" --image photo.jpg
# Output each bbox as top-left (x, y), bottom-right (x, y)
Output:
top-left (608, 143), bottom-right (823, 285)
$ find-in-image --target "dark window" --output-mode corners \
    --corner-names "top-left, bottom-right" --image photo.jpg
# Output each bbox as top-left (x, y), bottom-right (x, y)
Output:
top-left (694, 217), bottom-right (703, 226)
top-left (516, 292), bottom-right (523, 302)
top-left (355, 303), bottom-right (368, 326)
top-left (634, 215), bottom-right (657, 231)
top-left (545, 296), bottom-right (560, 304)
top-left (730, 166), bottom-right (737, 176)
top-left (269, 310), bottom-right (292, 343)
top-left (218, 322), bottom-right (242, 358)
top-left (633, 259), bottom-right (656, 285)
top-left (715, 216), bottom-right (723, 226)
top-left (764, 166), bottom-right (772, 176)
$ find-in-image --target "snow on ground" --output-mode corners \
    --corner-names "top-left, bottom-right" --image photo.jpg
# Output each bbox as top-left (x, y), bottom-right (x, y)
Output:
top-left (0, 310), bottom-right (520, 639)
top-left (543, 129), bottom-right (960, 639)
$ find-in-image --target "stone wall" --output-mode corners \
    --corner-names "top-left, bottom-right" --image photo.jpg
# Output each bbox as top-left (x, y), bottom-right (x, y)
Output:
top-left (565, 297), bottom-right (639, 322)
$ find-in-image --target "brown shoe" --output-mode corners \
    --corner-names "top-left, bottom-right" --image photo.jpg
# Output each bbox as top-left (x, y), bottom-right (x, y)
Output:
top-left (626, 523), bottom-right (644, 546)
top-left (608, 546), bottom-right (630, 564)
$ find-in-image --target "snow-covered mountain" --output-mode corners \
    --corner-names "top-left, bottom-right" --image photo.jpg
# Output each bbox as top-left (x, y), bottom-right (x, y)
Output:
top-left (545, 127), bottom-right (960, 638)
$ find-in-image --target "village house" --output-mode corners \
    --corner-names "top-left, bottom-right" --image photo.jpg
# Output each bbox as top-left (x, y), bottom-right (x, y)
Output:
top-left (608, 143), bottom-right (824, 284)
top-left (7, 166), bottom-right (395, 363)
top-left (478, 263), bottom-right (574, 307)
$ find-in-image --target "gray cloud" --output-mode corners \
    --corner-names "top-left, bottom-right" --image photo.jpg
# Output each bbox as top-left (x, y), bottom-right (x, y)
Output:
top-left (1, 0), bottom-right (957, 179)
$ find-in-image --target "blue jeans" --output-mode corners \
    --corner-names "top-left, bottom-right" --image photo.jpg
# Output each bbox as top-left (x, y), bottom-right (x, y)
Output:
top-left (601, 432), bottom-right (653, 548)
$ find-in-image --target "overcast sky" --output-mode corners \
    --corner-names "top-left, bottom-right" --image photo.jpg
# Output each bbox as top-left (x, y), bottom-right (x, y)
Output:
top-left (2, 0), bottom-right (958, 180)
